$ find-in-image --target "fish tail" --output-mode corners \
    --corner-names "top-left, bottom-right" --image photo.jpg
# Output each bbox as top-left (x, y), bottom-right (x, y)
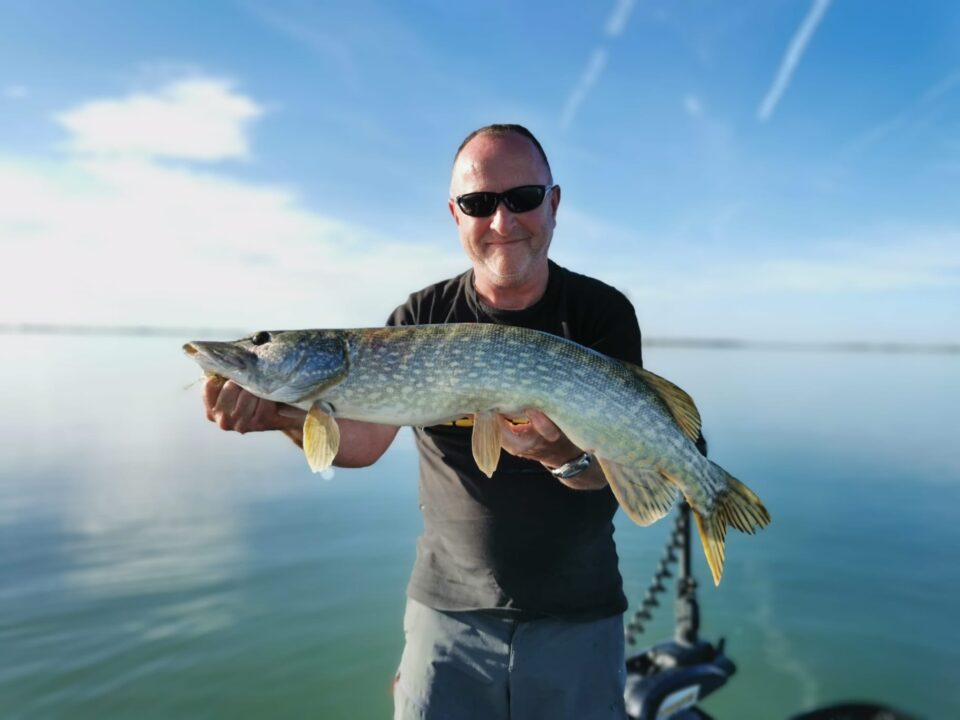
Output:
top-left (691, 464), bottom-right (771, 586)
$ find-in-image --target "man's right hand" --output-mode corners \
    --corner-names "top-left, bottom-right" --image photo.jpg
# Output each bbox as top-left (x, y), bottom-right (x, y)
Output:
top-left (201, 376), bottom-right (399, 465)
top-left (203, 377), bottom-right (305, 434)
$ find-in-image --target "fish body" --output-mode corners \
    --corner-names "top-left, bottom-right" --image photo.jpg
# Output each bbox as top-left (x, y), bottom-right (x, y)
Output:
top-left (184, 323), bottom-right (770, 584)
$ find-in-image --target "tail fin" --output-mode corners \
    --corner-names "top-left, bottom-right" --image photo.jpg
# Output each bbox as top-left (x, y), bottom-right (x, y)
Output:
top-left (691, 465), bottom-right (771, 586)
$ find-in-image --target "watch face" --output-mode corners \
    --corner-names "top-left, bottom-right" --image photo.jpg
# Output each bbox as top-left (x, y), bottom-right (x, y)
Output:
top-left (552, 453), bottom-right (591, 478)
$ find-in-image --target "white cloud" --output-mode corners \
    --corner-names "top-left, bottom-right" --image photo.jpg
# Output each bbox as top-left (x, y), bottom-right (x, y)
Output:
top-left (607, 234), bottom-right (960, 299)
top-left (0, 78), bottom-right (466, 330)
top-left (0, 156), bottom-right (464, 329)
top-left (561, 48), bottom-right (608, 130)
top-left (757, 0), bottom-right (832, 122)
top-left (555, 207), bottom-right (960, 342)
top-left (56, 78), bottom-right (263, 161)
top-left (605, 0), bottom-right (637, 37)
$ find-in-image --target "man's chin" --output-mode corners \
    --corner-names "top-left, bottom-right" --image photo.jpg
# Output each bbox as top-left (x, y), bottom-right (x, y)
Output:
top-left (481, 256), bottom-right (542, 287)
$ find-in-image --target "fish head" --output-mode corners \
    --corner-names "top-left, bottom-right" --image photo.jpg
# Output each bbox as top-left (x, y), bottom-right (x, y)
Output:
top-left (183, 329), bottom-right (348, 404)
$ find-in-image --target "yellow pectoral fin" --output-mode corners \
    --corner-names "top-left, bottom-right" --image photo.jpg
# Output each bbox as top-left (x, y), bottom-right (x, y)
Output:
top-left (597, 458), bottom-right (679, 526)
top-left (471, 411), bottom-right (502, 478)
top-left (303, 402), bottom-right (340, 473)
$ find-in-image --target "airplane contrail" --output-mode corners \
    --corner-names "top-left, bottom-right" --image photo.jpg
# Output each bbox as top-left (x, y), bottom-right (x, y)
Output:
top-left (758, 0), bottom-right (832, 122)
top-left (560, 48), bottom-right (608, 130)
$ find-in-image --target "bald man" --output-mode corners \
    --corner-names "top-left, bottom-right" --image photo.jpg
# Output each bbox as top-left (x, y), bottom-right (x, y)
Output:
top-left (204, 124), bottom-right (642, 719)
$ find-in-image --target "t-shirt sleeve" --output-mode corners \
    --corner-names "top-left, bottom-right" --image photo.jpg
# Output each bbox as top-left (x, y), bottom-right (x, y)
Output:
top-left (585, 291), bottom-right (644, 368)
top-left (386, 293), bottom-right (420, 327)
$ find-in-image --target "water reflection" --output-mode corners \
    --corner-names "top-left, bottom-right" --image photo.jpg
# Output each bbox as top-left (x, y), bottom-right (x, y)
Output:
top-left (1, 336), bottom-right (958, 718)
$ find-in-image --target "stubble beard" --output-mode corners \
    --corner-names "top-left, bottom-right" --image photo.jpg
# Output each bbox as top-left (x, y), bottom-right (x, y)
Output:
top-left (476, 238), bottom-right (551, 289)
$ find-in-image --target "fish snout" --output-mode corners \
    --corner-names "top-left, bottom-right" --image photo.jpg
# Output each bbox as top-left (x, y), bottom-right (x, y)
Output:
top-left (183, 341), bottom-right (249, 372)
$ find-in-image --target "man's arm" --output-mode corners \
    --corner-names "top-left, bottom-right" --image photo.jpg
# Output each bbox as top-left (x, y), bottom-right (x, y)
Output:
top-left (279, 413), bottom-right (400, 467)
top-left (203, 377), bottom-right (399, 467)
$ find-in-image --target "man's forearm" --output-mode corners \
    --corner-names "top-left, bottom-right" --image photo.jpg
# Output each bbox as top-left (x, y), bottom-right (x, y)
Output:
top-left (280, 415), bottom-right (399, 468)
top-left (333, 419), bottom-right (399, 467)
top-left (282, 427), bottom-right (304, 448)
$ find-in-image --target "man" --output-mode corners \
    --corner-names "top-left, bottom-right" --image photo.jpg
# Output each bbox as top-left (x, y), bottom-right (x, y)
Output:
top-left (204, 124), bottom-right (643, 719)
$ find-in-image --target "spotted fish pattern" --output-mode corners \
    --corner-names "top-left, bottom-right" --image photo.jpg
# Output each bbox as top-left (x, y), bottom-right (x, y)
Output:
top-left (184, 324), bottom-right (770, 584)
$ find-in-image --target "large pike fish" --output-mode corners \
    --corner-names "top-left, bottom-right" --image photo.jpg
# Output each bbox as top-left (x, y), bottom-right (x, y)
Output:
top-left (184, 324), bottom-right (770, 585)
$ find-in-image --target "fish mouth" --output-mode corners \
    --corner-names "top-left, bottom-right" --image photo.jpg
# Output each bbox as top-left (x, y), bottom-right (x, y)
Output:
top-left (183, 341), bottom-right (250, 374)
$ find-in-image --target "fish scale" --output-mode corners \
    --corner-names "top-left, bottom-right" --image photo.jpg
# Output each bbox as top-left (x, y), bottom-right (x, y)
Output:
top-left (184, 323), bottom-right (770, 584)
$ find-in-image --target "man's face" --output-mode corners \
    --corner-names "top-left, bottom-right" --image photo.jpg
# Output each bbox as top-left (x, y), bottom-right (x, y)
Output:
top-left (449, 133), bottom-right (560, 290)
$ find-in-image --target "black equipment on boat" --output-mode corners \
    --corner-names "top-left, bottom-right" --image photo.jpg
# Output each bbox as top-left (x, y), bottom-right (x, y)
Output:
top-left (621, 500), bottom-right (917, 719)
top-left (623, 501), bottom-right (735, 720)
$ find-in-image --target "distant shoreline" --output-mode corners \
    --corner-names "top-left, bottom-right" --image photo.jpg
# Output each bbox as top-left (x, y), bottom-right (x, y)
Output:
top-left (643, 337), bottom-right (960, 355)
top-left (2, 322), bottom-right (957, 355)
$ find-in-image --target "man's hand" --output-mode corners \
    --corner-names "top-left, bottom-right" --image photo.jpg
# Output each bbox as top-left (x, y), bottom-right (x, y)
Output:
top-left (201, 376), bottom-right (399, 463)
top-left (203, 377), bottom-right (304, 435)
top-left (497, 410), bottom-right (608, 490)
top-left (497, 410), bottom-right (578, 467)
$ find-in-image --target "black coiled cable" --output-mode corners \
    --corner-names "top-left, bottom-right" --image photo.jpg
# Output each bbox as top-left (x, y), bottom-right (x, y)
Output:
top-left (624, 507), bottom-right (687, 646)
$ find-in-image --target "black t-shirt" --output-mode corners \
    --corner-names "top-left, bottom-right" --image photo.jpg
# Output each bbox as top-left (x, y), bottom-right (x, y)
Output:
top-left (387, 260), bottom-right (643, 620)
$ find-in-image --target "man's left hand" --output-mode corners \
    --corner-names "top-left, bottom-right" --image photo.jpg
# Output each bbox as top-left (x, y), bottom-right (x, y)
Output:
top-left (497, 410), bottom-right (579, 467)
top-left (497, 410), bottom-right (608, 490)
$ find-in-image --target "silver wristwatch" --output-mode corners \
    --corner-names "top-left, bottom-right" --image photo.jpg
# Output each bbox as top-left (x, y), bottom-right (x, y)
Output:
top-left (549, 452), bottom-right (593, 479)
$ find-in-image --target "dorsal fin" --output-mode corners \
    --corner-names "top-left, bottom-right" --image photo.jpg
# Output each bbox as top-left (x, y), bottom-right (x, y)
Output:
top-left (624, 363), bottom-right (702, 442)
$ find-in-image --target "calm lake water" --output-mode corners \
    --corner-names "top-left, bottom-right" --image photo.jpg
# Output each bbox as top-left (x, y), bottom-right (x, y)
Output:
top-left (1, 336), bottom-right (958, 718)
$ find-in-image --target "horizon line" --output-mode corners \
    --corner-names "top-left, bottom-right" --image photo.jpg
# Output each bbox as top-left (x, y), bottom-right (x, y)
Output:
top-left (2, 323), bottom-right (957, 355)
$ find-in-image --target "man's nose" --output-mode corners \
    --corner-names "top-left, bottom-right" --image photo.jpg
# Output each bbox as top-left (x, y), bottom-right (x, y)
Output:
top-left (489, 202), bottom-right (518, 235)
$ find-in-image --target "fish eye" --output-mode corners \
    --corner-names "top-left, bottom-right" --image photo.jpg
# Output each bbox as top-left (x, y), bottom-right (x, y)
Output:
top-left (251, 331), bottom-right (271, 346)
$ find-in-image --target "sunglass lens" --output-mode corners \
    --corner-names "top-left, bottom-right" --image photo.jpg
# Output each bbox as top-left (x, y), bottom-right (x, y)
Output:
top-left (458, 192), bottom-right (498, 217)
top-left (503, 186), bottom-right (546, 213)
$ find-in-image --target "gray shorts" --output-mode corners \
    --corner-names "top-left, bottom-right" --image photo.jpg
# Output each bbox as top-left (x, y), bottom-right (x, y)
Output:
top-left (393, 598), bottom-right (628, 720)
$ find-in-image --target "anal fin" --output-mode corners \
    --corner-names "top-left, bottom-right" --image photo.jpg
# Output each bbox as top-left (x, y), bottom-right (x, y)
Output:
top-left (692, 510), bottom-right (726, 587)
top-left (597, 458), bottom-right (679, 526)
top-left (304, 401), bottom-right (340, 473)
top-left (471, 411), bottom-right (502, 478)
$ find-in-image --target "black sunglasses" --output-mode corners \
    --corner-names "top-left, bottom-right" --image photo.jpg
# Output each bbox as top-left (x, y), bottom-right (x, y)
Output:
top-left (454, 184), bottom-right (555, 218)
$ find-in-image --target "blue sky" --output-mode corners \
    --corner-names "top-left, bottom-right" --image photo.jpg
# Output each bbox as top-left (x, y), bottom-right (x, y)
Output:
top-left (1, 0), bottom-right (958, 342)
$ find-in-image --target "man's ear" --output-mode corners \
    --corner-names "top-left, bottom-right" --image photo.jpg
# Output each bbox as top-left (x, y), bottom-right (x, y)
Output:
top-left (448, 198), bottom-right (460, 226)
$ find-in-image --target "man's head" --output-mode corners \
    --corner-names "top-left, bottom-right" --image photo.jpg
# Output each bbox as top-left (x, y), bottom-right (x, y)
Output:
top-left (453, 124), bottom-right (553, 181)
top-left (449, 124), bottom-right (560, 303)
